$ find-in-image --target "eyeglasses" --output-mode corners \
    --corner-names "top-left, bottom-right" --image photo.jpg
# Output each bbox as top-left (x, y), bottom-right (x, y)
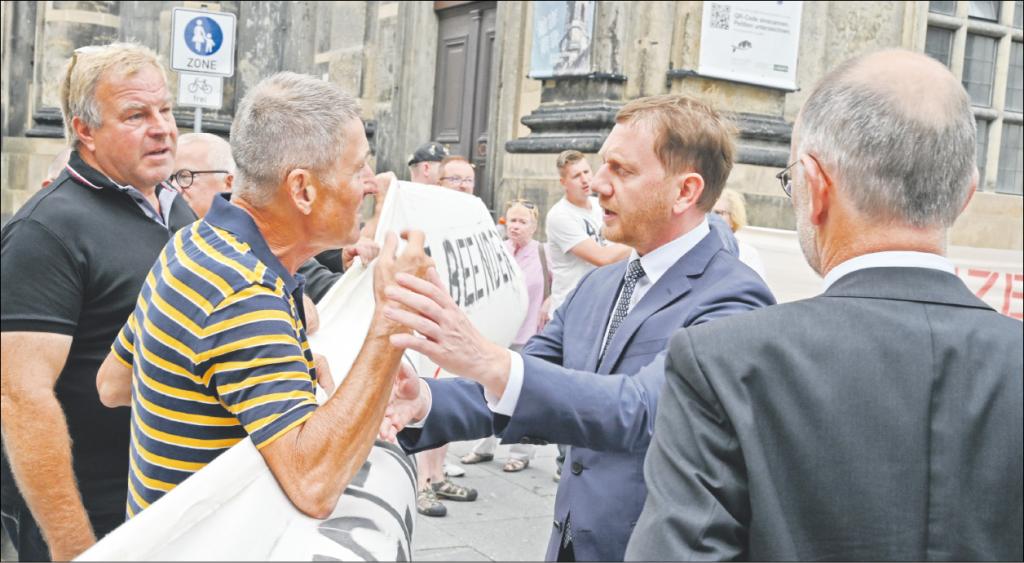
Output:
top-left (713, 209), bottom-right (731, 218)
top-left (775, 160), bottom-right (800, 198)
top-left (65, 46), bottom-right (104, 99)
top-left (440, 176), bottom-right (475, 187)
top-left (170, 169), bottom-right (230, 189)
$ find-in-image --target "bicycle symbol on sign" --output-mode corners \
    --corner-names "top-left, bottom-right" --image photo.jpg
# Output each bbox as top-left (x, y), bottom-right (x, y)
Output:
top-left (188, 78), bottom-right (213, 95)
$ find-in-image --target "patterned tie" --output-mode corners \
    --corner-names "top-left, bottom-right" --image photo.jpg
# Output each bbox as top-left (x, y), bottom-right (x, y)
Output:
top-left (600, 259), bottom-right (646, 361)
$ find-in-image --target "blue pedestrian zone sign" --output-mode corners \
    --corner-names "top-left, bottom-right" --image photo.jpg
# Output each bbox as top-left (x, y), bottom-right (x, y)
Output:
top-left (185, 16), bottom-right (223, 56)
top-left (171, 8), bottom-right (236, 78)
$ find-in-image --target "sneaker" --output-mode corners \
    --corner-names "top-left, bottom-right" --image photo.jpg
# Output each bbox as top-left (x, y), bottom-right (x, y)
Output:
top-left (444, 463), bottom-right (466, 477)
top-left (432, 478), bottom-right (478, 502)
top-left (417, 486), bottom-right (447, 517)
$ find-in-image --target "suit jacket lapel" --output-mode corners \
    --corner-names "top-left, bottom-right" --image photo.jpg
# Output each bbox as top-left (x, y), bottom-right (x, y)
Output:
top-left (597, 232), bottom-right (723, 373)
top-left (584, 261), bottom-right (628, 372)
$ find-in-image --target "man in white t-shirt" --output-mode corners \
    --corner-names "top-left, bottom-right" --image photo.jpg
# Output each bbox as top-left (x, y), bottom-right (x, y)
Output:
top-left (543, 150), bottom-right (631, 481)
top-left (546, 150), bottom-right (631, 314)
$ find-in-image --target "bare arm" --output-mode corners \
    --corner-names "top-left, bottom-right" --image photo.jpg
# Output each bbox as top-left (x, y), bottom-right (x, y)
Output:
top-left (258, 231), bottom-right (432, 519)
top-left (568, 238), bottom-right (631, 266)
top-left (0, 331), bottom-right (96, 560)
top-left (360, 172), bottom-right (397, 240)
top-left (96, 350), bottom-right (132, 407)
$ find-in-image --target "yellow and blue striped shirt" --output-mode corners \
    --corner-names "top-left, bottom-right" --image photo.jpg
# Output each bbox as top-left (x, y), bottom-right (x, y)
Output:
top-left (112, 195), bottom-right (317, 517)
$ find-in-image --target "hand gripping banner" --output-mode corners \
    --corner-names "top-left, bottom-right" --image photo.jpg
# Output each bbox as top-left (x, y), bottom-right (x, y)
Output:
top-left (79, 181), bottom-right (527, 561)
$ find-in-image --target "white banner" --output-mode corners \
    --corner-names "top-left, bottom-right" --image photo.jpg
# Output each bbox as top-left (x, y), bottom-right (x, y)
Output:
top-left (79, 181), bottom-right (527, 561)
top-left (698, 1), bottom-right (803, 90)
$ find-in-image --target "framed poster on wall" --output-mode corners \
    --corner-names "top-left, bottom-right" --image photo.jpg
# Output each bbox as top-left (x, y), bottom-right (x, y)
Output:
top-left (698, 1), bottom-right (803, 90)
top-left (529, 1), bottom-right (596, 78)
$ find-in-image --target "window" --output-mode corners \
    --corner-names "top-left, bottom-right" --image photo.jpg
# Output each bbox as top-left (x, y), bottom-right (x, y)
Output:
top-left (921, 1), bottom-right (1023, 195)
top-left (926, 27), bottom-right (955, 67)
top-left (1008, 42), bottom-right (1023, 112)
top-left (964, 34), bottom-right (998, 106)
top-left (930, 1), bottom-right (957, 15)
top-left (997, 123), bottom-right (1023, 194)
top-left (977, 118), bottom-right (990, 184)
top-left (968, 1), bottom-right (1000, 21)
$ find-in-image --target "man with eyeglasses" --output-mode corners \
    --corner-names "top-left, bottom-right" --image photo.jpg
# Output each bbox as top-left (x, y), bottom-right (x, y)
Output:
top-left (1, 43), bottom-right (195, 561)
top-left (627, 50), bottom-right (1022, 561)
top-left (169, 132), bottom-right (235, 218)
top-left (437, 155), bottom-right (476, 194)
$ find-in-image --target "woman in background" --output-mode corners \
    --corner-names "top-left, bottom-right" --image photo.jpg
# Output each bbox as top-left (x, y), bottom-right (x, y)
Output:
top-left (460, 200), bottom-right (551, 473)
top-left (714, 188), bottom-right (767, 281)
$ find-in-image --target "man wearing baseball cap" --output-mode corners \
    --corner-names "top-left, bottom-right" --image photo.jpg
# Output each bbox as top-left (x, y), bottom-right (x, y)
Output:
top-left (407, 141), bottom-right (449, 185)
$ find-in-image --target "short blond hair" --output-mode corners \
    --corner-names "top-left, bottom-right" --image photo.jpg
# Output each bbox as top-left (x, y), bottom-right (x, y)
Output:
top-left (717, 188), bottom-right (748, 232)
top-left (556, 150), bottom-right (585, 177)
top-left (60, 42), bottom-right (169, 146)
top-left (616, 95), bottom-right (736, 212)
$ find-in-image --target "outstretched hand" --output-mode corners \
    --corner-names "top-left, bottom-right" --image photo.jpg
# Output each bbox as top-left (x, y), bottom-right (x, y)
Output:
top-left (382, 267), bottom-right (511, 398)
top-left (379, 361), bottom-right (429, 443)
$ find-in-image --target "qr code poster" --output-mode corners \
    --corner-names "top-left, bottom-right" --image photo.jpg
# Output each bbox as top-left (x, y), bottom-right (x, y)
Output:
top-left (698, 1), bottom-right (803, 90)
top-left (710, 2), bottom-right (731, 30)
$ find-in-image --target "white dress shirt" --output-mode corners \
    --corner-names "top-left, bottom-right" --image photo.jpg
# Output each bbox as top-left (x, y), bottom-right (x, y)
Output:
top-left (487, 218), bottom-right (712, 416)
top-left (822, 251), bottom-right (955, 292)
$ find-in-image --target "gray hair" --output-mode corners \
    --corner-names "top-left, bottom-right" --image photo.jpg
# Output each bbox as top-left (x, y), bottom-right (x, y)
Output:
top-left (59, 42), bottom-right (168, 147)
top-left (178, 132), bottom-right (235, 174)
top-left (230, 72), bottom-right (361, 206)
top-left (797, 53), bottom-right (975, 228)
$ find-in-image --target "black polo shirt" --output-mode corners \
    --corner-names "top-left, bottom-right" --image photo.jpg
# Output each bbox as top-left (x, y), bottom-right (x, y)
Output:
top-left (0, 151), bottom-right (196, 527)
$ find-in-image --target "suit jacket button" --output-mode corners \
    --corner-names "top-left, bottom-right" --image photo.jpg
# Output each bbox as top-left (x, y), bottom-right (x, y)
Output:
top-left (571, 461), bottom-right (583, 475)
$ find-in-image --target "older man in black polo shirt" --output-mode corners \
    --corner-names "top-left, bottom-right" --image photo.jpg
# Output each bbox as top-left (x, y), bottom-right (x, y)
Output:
top-left (0, 43), bottom-right (194, 561)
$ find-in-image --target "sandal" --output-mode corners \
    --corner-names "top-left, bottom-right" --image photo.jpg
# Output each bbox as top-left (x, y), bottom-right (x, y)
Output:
top-left (503, 458), bottom-right (529, 472)
top-left (432, 478), bottom-right (478, 502)
top-left (460, 452), bottom-right (494, 464)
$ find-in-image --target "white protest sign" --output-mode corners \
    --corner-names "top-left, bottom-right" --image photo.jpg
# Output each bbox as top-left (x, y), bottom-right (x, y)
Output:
top-left (78, 180), bottom-right (528, 561)
top-left (171, 7), bottom-right (237, 77)
top-left (177, 72), bottom-right (224, 109)
top-left (698, 1), bottom-right (803, 90)
top-left (311, 180), bottom-right (528, 385)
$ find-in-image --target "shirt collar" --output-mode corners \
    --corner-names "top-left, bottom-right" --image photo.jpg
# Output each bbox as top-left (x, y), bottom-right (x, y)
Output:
top-left (822, 251), bottom-right (955, 291)
top-left (204, 193), bottom-right (301, 293)
top-left (627, 217), bottom-right (711, 286)
top-left (65, 149), bottom-right (178, 227)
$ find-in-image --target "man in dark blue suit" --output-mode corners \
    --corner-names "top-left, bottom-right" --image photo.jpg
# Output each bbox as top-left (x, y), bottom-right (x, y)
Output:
top-left (380, 95), bottom-right (776, 561)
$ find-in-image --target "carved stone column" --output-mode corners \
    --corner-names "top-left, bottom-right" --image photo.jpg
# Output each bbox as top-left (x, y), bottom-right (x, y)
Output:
top-left (505, 1), bottom-right (629, 154)
top-left (27, 1), bottom-right (120, 138)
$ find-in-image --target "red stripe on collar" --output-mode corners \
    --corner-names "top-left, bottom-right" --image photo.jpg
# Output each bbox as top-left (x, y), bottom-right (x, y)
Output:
top-left (64, 163), bottom-right (104, 190)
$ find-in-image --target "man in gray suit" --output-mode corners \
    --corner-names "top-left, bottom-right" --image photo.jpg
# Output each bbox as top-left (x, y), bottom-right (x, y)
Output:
top-left (626, 49), bottom-right (1023, 561)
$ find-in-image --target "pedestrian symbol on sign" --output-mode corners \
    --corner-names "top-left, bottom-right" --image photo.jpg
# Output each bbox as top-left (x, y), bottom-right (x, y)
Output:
top-left (185, 16), bottom-right (223, 56)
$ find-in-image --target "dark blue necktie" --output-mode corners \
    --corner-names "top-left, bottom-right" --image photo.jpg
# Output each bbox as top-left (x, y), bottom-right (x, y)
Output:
top-left (600, 259), bottom-right (645, 361)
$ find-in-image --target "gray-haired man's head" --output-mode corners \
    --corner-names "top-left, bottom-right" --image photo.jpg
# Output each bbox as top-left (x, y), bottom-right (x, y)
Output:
top-left (174, 132), bottom-right (235, 218)
top-left (794, 49), bottom-right (976, 229)
top-left (229, 72), bottom-right (362, 206)
top-left (229, 72), bottom-right (375, 248)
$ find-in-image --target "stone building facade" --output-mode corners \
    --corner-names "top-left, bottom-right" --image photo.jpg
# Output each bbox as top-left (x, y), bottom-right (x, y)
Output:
top-left (2, 1), bottom-right (1022, 249)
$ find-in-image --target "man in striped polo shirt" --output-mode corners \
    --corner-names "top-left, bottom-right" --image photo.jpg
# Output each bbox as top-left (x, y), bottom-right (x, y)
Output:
top-left (96, 72), bottom-right (432, 519)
